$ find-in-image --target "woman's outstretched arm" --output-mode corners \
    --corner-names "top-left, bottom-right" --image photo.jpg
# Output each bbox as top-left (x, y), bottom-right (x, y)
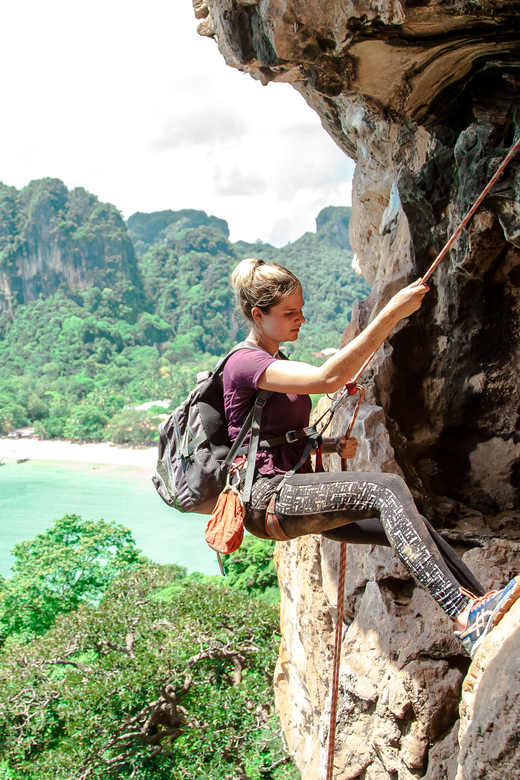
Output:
top-left (258, 280), bottom-right (429, 395)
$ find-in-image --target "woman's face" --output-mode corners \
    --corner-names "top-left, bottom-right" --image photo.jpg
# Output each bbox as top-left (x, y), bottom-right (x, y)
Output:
top-left (252, 287), bottom-right (306, 343)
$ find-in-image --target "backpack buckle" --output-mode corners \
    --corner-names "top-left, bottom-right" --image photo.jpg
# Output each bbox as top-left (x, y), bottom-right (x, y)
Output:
top-left (226, 455), bottom-right (248, 487)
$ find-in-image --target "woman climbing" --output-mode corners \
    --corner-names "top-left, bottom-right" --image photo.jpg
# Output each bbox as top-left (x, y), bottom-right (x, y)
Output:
top-left (224, 257), bottom-right (520, 659)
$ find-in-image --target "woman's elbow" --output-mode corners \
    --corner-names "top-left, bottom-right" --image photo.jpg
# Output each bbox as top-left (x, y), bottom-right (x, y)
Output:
top-left (310, 375), bottom-right (344, 395)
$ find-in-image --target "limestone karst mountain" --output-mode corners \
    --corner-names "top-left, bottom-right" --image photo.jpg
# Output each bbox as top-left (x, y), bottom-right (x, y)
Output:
top-left (0, 179), bottom-right (144, 316)
top-left (194, 1), bottom-right (520, 777)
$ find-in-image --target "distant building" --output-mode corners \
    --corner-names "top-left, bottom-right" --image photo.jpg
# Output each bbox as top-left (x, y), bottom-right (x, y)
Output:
top-left (134, 400), bottom-right (171, 411)
top-left (311, 347), bottom-right (340, 360)
top-left (7, 427), bottom-right (35, 439)
top-left (321, 348), bottom-right (340, 357)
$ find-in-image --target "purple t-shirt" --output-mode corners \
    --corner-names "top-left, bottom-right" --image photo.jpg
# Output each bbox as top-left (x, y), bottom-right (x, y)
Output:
top-left (223, 346), bottom-right (313, 477)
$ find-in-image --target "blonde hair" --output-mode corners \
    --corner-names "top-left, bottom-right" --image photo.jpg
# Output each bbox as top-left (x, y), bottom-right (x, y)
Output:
top-left (231, 258), bottom-right (301, 324)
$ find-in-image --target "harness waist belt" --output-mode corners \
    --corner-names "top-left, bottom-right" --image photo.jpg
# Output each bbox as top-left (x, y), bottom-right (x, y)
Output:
top-left (235, 426), bottom-right (319, 456)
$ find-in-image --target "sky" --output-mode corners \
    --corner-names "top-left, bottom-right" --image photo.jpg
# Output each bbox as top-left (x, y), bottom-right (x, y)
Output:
top-left (0, 0), bottom-right (355, 246)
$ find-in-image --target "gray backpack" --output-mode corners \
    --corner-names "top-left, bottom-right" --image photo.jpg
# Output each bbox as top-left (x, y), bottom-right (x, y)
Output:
top-left (152, 343), bottom-right (271, 514)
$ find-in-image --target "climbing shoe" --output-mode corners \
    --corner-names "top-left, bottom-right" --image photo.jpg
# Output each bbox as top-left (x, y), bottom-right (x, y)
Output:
top-left (455, 575), bottom-right (520, 659)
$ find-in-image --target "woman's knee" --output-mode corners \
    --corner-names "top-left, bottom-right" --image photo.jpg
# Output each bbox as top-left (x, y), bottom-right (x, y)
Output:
top-left (377, 472), bottom-right (408, 493)
top-left (244, 510), bottom-right (271, 540)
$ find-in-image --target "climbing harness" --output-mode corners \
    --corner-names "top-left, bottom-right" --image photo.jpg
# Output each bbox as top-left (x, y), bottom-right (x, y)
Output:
top-left (324, 133), bottom-right (520, 779)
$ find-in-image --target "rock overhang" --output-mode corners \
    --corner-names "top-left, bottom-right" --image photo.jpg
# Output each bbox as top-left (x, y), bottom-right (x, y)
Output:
top-left (196, 0), bottom-right (520, 147)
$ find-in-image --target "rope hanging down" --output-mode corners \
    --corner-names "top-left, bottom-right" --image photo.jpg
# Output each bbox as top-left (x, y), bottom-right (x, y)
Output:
top-left (326, 381), bottom-right (364, 780)
top-left (324, 133), bottom-right (520, 780)
top-left (326, 541), bottom-right (347, 780)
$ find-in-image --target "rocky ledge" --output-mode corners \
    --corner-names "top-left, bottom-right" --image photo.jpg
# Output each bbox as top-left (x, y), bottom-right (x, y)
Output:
top-left (194, 1), bottom-right (520, 777)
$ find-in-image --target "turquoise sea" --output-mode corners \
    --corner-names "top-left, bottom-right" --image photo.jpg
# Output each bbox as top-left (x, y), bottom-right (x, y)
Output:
top-left (0, 459), bottom-right (221, 578)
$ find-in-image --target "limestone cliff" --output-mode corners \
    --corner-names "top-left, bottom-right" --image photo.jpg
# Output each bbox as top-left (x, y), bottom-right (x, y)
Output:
top-left (0, 179), bottom-right (143, 314)
top-left (195, 1), bottom-right (520, 777)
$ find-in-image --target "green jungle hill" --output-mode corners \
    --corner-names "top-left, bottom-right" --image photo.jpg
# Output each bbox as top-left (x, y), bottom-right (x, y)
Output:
top-left (0, 178), bottom-right (369, 443)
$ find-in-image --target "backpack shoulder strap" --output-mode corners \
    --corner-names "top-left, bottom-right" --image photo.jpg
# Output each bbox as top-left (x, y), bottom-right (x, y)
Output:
top-left (239, 389), bottom-right (271, 505)
top-left (212, 340), bottom-right (268, 377)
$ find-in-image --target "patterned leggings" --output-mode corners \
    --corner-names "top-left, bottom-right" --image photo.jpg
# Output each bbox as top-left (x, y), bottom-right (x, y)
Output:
top-left (245, 471), bottom-right (484, 620)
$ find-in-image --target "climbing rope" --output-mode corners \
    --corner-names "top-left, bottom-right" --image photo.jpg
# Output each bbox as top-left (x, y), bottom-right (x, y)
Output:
top-left (339, 134), bottom-right (520, 391)
top-left (326, 541), bottom-right (347, 780)
top-left (340, 385), bottom-right (364, 472)
top-left (324, 133), bottom-right (520, 779)
top-left (420, 134), bottom-right (520, 284)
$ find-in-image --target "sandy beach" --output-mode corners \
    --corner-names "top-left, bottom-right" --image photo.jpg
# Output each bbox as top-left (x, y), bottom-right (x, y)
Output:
top-left (0, 438), bottom-right (157, 469)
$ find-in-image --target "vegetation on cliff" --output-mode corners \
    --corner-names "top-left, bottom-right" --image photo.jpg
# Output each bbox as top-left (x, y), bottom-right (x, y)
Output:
top-left (0, 179), bottom-right (144, 311)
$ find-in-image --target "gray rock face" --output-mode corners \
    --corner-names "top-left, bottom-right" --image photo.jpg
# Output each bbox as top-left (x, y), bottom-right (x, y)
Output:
top-left (196, 1), bottom-right (520, 777)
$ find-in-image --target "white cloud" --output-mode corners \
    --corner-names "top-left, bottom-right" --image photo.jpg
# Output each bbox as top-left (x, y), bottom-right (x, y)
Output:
top-left (151, 104), bottom-right (250, 150)
top-left (213, 164), bottom-right (268, 197)
top-left (0, 0), bottom-right (354, 246)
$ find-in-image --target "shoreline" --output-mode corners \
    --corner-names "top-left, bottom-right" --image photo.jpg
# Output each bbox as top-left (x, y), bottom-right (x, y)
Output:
top-left (0, 438), bottom-right (157, 469)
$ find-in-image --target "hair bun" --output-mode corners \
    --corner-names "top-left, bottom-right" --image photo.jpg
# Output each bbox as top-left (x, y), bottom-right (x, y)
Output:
top-left (231, 258), bottom-right (300, 325)
top-left (231, 258), bottom-right (265, 291)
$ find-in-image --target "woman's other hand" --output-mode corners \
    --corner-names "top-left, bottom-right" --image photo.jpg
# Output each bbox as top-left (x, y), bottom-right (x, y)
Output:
top-left (335, 435), bottom-right (358, 459)
top-left (383, 279), bottom-right (429, 323)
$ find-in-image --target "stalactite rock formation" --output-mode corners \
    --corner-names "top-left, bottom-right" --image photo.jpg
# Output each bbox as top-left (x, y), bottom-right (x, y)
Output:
top-left (195, 1), bottom-right (520, 776)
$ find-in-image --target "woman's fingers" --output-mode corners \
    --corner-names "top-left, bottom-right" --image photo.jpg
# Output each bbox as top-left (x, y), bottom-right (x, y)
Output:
top-left (335, 436), bottom-right (358, 458)
top-left (386, 280), bottom-right (430, 320)
top-left (404, 280), bottom-right (430, 299)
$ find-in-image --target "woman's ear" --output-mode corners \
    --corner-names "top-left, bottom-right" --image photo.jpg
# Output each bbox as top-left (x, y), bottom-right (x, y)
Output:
top-left (251, 306), bottom-right (263, 325)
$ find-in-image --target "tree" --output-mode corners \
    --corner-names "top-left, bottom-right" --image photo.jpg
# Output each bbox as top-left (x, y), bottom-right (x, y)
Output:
top-left (0, 514), bottom-right (148, 644)
top-left (62, 405), bottom-right (109, 440)
top-left (103, 408), bottom-right (160, 444)
top-left (0, 403), bottom-right (26, 433)
top-left (0, 565), bottom-right (298, 780)
top-left (222, 537), bottom-right (280, 603)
